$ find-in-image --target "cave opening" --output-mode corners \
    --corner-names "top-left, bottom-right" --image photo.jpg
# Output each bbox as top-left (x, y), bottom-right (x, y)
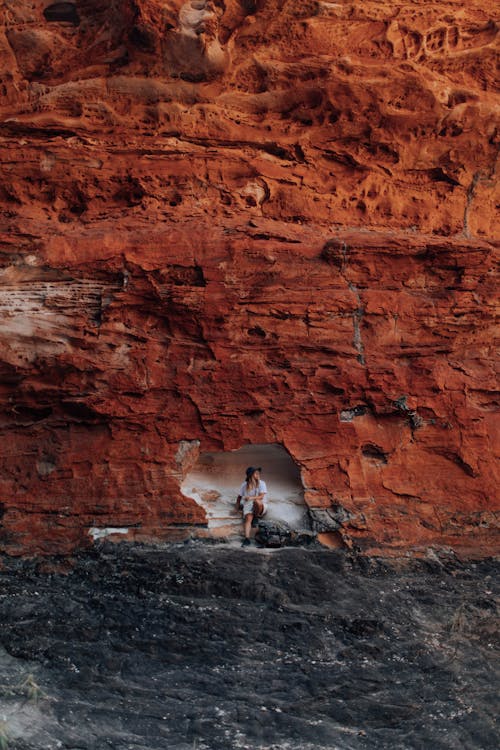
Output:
top-left (43, 3), bottom-right (80, 26)
top-left (181, 443), bottom-right (308, 537)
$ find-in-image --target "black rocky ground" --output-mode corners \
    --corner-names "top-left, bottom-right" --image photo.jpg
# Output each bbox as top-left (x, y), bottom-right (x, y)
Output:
top-left (0, 541), bottom-right (498, 750)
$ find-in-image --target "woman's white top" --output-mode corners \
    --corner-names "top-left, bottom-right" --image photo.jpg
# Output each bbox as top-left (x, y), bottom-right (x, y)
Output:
top-left (239, 480), bottom-right (268, 516)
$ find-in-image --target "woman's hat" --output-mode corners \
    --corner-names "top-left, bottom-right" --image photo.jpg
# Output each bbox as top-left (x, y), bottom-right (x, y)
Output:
top-left (245, 466), bottom-right (261, 478)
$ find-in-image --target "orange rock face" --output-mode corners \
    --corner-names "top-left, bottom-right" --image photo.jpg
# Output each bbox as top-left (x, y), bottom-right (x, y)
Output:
top-left (0, 1), bottom-right (498, 556)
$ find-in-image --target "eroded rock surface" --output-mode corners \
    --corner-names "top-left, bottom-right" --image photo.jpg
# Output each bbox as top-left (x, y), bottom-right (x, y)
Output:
top-left (0, 1), bottom-right (499, 555)
top-left (0, 544), bottom-right (499, 749)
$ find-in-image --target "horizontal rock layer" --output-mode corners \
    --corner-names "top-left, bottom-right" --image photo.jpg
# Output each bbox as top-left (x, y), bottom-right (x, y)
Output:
top-left (0, 1), bottom-right (499, 555)
top-left (0, 545), bottom-right (498, 749)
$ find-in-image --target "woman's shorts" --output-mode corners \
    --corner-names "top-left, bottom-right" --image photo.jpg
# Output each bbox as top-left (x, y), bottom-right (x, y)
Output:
top-left (242, 499), bottom-right (268, 517)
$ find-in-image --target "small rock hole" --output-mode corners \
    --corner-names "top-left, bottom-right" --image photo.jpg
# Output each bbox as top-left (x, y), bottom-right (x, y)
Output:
top-left (362, 443), bottom-right (388, 464)
top-left (43, 3), bottom-right (80, 25)
top-left (248, 326), bottom-right (266, 338)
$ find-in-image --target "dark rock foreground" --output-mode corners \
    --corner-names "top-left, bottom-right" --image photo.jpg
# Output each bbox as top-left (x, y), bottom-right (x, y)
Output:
top-left (0, 543), bottom-right (498, 750)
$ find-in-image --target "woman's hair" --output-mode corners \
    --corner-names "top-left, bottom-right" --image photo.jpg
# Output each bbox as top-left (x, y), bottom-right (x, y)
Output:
top-left (245, 470), bottom-right (259, 490)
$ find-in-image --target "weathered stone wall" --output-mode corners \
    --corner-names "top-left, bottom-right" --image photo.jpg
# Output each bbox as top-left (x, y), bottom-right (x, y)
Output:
top-left (0, 546), bottom-right (498, 749)
top-left (0, 1), bottom-right (498, 555)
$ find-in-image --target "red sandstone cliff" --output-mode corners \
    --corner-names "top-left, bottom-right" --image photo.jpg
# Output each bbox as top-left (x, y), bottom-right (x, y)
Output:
top-left (0, 1), bottom-right (498, 556)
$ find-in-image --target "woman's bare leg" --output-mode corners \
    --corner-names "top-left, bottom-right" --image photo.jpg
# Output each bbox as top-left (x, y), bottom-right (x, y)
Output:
top-left (244, 513), bottom-right (253, 539)
top-left (253, 499), bottom-right (265, 517)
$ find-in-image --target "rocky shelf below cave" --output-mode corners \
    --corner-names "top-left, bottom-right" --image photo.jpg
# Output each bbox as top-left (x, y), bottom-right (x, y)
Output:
top-left (0, 542), bottom-right (498, 750)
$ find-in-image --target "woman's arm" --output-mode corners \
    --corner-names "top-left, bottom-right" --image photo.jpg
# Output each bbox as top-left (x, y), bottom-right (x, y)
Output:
top-left (251, 492), bottom-right (265, 502)
top-left (253, 481), bottom-right (267, 504)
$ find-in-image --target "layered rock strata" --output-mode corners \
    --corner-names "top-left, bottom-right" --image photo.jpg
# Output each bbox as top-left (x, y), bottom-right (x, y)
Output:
top-left (0, 545), bottom-right (498, 749)
top-left (0, 1), bottom-right (498, 555)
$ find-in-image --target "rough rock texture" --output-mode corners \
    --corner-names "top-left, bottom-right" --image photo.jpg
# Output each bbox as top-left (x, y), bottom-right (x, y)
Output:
top-left (0, 1), bottom-right (499, 555)
top-left (0, 543), bottom-right (499, 749)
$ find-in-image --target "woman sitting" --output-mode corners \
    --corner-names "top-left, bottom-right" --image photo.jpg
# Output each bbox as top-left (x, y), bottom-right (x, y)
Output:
top-left (236, 466), bottom-right (267, 546)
